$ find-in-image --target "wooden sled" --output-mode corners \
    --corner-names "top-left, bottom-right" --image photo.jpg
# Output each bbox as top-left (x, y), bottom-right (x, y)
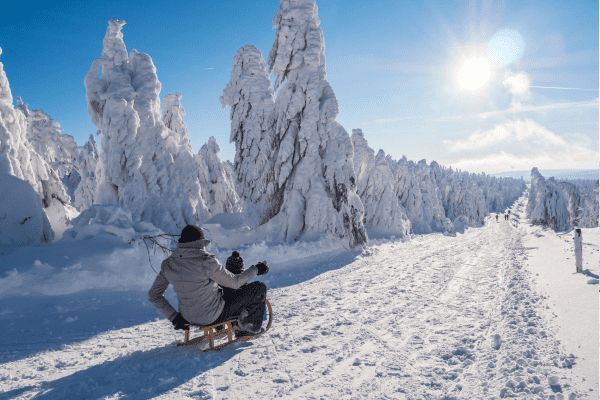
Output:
top-left (177, 299), bottom-right (273, 351)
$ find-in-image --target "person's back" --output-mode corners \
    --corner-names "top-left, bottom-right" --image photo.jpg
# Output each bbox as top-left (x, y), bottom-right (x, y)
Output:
top-left (160, 242), bottom-right (255, 325)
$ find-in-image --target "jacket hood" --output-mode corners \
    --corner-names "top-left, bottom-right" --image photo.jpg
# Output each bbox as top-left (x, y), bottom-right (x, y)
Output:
top-left (171, 238), bottom-right (212, 259)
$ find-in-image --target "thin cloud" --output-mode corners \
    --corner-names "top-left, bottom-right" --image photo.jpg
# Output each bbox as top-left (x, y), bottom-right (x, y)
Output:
top-left (443, 119), bottom-right (567, 152)
top-left (437, 148), bottom-right (599, 175)
top-left (365, 116), bottom-right (425, 124)
top-left (436, 99), bottom-right (599, 121)
top-left (529, 86), bottom-right (599, 91)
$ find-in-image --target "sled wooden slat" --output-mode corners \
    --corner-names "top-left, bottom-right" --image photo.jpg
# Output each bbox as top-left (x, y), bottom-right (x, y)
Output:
top-left (177, 299), bottom-right (273, 351)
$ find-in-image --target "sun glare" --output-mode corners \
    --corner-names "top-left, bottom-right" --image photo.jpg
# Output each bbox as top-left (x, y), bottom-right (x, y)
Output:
top-left (457, 58), bottom-right (492, 91)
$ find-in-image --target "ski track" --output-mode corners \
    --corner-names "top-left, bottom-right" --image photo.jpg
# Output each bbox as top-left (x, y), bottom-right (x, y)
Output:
top-left (0, 203), bottom-right (586, 399)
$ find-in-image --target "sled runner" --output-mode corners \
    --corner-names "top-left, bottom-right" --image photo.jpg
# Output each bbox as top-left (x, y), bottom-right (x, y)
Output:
top-left (177, 299), bottom-right (273, 351)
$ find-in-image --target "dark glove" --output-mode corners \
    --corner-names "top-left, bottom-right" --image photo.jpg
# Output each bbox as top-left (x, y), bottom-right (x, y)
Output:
top-left (172, 312), bottom-right (189, 331)
top-left (254, 261), bottom-right (269, 276)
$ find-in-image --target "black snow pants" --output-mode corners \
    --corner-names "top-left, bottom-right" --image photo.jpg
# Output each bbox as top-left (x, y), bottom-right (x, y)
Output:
top-left (212, 281), bottom-right (267, 333)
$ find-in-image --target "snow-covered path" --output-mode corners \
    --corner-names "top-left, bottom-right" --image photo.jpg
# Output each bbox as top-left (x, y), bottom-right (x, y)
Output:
top-left (1, 206), bottom-right (590, 399)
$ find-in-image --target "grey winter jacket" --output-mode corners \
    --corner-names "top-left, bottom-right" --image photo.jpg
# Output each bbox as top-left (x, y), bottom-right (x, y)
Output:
top-left (147, 239), bottom-right (258, 325)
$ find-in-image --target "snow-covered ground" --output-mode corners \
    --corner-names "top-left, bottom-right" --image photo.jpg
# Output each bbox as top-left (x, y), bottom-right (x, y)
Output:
top-left (0, 194), bottom-right (597, 399)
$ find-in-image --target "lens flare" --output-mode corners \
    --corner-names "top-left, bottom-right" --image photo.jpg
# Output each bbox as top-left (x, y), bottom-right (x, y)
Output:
top-left (486, 29), bottom-right (525, 67)
top-left (457, 58), bottom-right (492, 90)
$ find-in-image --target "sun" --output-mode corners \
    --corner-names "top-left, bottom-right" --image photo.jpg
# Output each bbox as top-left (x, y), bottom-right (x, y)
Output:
top-left (457, 58), bottom-right (492, 90)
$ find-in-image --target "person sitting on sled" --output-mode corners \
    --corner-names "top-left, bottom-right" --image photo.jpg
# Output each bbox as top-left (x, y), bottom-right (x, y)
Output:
top-left (148, 225), bottom-right (269, 338)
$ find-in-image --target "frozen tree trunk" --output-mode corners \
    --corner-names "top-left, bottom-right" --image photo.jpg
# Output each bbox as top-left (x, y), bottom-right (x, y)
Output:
top-left (84, 19), bottom-right (195, 233)
top-left (573, 228), bottom-right (583, 273)
top-left (162, 92), bottom-right (210, 222)
top-left (195, 137), bottom-right (239, 216)
top-left (260, 0), bottom-right (367, 247)
top-left (220, 45), bottom-right (276, 219)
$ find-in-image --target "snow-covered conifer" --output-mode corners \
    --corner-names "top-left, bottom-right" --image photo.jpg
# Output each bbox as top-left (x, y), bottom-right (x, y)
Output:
top-left (527, 168), bottom-right (570, 231)
top-left (220, 45), bottom-right (275, 215)
top-left (263, 0), bottom-right (367, 247)
top-left (0, 173), bottom-right (54, 245)
top-left (364, 150), bottom-right (411, 235)
top-left (84, 19), bottom-right (195, 233)
top-left (0, 48), bottom-right (70, 236)
top-left (392, 158), bottom-right (427, 232)
top-left (195, 137), bottom-right (239, 216)
top-left (73, 134), bottom-right (100, 211)
top-left (24, 107), bottom-right (78, 179)
top-left (415, 160), bottom-right (456, 232)
top-left (351, 130), bottom-right (411, 236)
top-left (162, 92), bottom-right (210, 222)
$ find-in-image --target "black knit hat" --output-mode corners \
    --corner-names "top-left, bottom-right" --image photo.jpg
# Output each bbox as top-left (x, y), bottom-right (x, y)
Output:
top-left (179, 225), bottom-right (205, 243)
top-left (226, 252), bottom-right (244, 274)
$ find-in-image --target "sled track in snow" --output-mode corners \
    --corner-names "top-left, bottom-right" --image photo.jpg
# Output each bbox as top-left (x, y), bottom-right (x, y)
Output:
top-left (255, 212), bottom-right (584, 399)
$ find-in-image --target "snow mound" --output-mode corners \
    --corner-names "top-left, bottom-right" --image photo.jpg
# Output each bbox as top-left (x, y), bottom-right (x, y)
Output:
top-left (0, 173), bottom-right (53, 245)
top-left (62, 204), bottom-right (162, 243)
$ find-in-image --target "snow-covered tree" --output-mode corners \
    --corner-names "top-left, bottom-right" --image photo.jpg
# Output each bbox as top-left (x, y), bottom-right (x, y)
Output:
top-left (84, 19), bottom-right (195, 233)
top-left (558, 181), bottom-right (581, 227)
top-left (22, 103), bottom-right (78, 179)
top-left (557, 179), bottom-right (598, 229)
top-left (351, 130), bottom-right (411, 237)
top-left (352, 129), bottom-right (375, 196)
top-left (18, 97), bottom-right (81, 204)
top-left (578, 180), bottom-right (599, 228)
top-left (195, 137), bottom-right (239, 216)
top-left (222, 160), bottom-right (235, 191)
top-left (162, 92), bottom-right (210, 222)
top-left (73, 134), bottom-right (100, 211)
top-left (392, 158), bottom-right (427, 232)
top-left (261, 0), bottom-right (367, 247)
top-left (0, 173), bottom-right (54, 245)
top-left (220, 45), bottom-right (275, 216)
top-left (0, 48), bottom-right (70, 237)
top-left (527, 168), bottom-right (570, 231)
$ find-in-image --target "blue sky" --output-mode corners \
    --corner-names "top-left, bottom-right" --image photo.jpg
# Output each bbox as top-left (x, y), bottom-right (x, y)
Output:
top-left (0, 0), bottom-right (597, 174)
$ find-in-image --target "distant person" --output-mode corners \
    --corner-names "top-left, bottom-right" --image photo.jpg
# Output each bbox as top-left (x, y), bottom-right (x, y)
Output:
top-left (148, 225), bottom-right (269, 338)
top-left (496, 214), bottom-right (499, 222)
top-left (505, 214), bottom-right (509, 221)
